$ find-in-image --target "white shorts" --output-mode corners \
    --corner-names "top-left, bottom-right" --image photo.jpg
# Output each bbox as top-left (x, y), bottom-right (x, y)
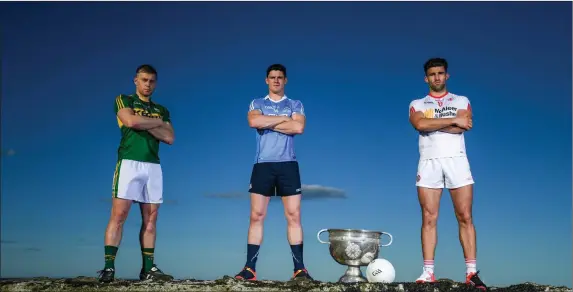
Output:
top-left (416, 156), bottom-right (474, 189)
top-left (111, 159), bottom-right (163, 204)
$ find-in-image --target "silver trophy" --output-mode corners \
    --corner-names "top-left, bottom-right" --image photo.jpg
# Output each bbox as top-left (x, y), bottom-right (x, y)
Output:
top-left (317, 228), bottom-right (393, 283)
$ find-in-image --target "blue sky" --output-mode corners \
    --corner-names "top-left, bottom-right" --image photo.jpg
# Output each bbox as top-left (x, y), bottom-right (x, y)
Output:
top-left (1, 1), bottom-right (571, 288)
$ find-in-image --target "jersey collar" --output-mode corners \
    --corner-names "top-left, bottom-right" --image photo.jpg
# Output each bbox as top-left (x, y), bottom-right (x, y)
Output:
top-left (428, 91), bottom-right (448, 99)
top-left (264, 94), bottom-right (287, 103)
top-left (131, 93), bottom-right (153, 104)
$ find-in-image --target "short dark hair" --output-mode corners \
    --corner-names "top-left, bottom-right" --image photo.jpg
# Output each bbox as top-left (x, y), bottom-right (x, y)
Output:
top-left (266, 64), bottom-right (287, 78)
top-left (423, 58), bottom-right (448, 75)
top-left (136, 64), bottom-right (157, 77)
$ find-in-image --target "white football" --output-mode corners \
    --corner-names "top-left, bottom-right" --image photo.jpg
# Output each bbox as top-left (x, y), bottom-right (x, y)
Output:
top-left (366, 258), bottom-right (395, 283)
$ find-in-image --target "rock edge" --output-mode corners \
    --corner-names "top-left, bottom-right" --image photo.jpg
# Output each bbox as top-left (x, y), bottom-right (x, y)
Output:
top-left (1, 276), bottom-right (571, 292)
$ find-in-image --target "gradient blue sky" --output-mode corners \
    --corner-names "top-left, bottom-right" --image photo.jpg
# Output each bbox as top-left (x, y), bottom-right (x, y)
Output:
top-left (1, 1), bottom-right (571, 288)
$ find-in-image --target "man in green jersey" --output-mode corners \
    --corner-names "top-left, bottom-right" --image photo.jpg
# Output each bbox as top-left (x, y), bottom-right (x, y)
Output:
top-left (99, 64), bottom-right (175, 283)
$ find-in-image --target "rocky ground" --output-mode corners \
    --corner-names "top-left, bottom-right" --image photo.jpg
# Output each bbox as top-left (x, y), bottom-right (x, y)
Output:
top-left (1, 276), bottom-right (571, 292)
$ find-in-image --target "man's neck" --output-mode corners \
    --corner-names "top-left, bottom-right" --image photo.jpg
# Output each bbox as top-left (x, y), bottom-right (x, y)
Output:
top-left (136, 92), bottom-right (151, 102)
top-left (268, 92), bottom-right (285, 101)
top-left (429, 89), bottom-right (448, 98)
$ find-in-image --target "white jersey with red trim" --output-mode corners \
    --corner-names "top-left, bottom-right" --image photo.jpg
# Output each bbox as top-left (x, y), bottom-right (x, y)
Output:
top-left (409, 92), bottom-right (472, 160)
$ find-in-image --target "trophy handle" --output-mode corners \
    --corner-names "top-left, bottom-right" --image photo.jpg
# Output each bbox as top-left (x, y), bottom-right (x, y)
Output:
top-left (317, 229), bottom-right (330, 244)
top-left (379, 232), bottom-right (393, 247)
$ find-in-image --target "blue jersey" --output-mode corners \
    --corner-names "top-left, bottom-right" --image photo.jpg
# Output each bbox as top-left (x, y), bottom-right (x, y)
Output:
top-left (249, 95), bottom-right (305, 163)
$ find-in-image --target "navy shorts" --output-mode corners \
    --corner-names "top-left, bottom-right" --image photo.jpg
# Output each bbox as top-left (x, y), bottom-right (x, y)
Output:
top-left (249, 161), bottom-right (302, 197)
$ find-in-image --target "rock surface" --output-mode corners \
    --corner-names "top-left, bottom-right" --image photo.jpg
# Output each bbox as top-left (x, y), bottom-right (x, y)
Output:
top-left (1, 276), bottom-right (571, 292)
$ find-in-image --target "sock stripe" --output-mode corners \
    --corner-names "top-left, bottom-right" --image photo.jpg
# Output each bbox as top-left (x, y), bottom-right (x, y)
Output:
top-left (245, 244), bottom-right (261, 270)
top-left (465, 258), bottom-right (477, 275)
top-left (290, 243), bottom-right (305, 271)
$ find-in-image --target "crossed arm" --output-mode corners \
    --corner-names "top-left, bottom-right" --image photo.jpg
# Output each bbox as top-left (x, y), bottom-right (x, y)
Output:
top-left (409, 109), bottom-right (471, 134)
top-left (444, 109), bottom-right (472, 134)
top-left (439, 125), bottom-right (465, 134)
top-left (247, 110), bottom-right (305, 135)
top-left (117, 108), bottom-right (175, 144)
top-left (147, 122), bottom-right (175, 145)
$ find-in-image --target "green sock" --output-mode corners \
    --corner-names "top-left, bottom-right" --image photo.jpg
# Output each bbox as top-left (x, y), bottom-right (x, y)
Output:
top-left (104, 245), bottom-right (118, 269)
top-left (142, 248), bottom-right (155, 272)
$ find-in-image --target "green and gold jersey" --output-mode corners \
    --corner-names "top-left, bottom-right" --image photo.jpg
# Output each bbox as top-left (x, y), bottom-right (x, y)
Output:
top-left (114, 94), bottom-right (171, 164)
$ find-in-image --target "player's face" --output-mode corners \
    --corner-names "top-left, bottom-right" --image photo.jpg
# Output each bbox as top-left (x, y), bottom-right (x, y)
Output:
top-left (134, 72), bottom-right (157, 97)
top-left (424, 66), bottom-right (449, 92)
top-left (266, 70), bottom-right (287, 94)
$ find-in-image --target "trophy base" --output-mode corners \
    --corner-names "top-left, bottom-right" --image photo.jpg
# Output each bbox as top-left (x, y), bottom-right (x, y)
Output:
top-left (338, 266), bottom-right (368, 283)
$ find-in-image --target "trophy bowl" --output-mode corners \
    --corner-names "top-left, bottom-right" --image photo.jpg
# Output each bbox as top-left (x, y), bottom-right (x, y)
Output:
top-left (317, 228), bottom-right (393, 283)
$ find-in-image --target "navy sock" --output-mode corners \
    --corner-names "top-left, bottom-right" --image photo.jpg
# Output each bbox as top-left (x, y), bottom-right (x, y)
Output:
top-left (290, 243), bottom-right (305, 271)
top-left (245, 244), bottom-right (260, 271)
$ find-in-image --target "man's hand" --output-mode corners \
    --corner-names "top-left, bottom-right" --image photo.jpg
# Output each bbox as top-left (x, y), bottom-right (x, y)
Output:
top-left (453, 109), bottom-right (472, 130)
top-left (248, 110), bottom-right (291, 129)
top-left (147, 121), bottom-right (175, 145)
top-left (271, 114), bottom-right (305, 135)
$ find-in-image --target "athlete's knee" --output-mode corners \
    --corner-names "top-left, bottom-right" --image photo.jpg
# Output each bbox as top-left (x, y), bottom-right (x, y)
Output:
top-left (108, 216), bottom-right (128, 231)
top-left (450, 185), bottom-right (473, 226)
top-left (284, 206), bottom-right (301, 227)
top-left (249, 193), bottom-right (270, 224)
top-left (286, 213), bottom-right (301, 227)
top-left (421, 207), bottom-right (439, 228)
top-left (455, 208), bottom-right (473, 226)
top-left (250, 208), bottom-right (266, 223)
top-left (110, 207), bottom-right (130, 225)
top-left (141, 204), bottom-right (159, 222)
top-left (142, 211), bottom-right (158, 228)
top-left (141, 220), bottom-right (157, 235)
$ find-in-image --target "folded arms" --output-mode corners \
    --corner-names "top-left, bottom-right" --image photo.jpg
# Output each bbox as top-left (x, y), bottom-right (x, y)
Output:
top-left (117, 108), bottom-right (175, 145)
top-left (409, 109), bottom-right (472, 134)
top-left (247, 110), bottom-right (305, 135)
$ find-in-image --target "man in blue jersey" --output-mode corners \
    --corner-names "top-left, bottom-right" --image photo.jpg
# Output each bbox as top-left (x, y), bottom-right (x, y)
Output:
top-left (234, 64), bottom-right (313, 282)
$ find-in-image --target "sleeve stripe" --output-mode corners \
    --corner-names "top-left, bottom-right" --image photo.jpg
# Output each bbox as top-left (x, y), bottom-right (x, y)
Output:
top-left (116, 95), bottom-right (125, 110)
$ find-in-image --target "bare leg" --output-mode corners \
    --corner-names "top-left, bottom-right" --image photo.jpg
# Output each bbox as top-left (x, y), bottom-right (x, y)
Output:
top-left (282, 194), bottom-right (310, 276)
top-left (235, 193), bottom-right (270, 279)
top-left (100, 198), bottom-right (132, 282)
top-left (139, 203), bottom-right (159, 249)
top-left (415, 186), bottom-right (443, 283)
top-left (139, 203), bottom-right (159, 273)
top-left (449, 184), bottom-right (476, 262)
top-left (282, 194), bottom-right (302, 245)
top-left (105, 198), bottom-right (132, 246)
top-left (138, 202), bottom-right (173, 280)
top-left (418, 187), bottom-right (443, 261)
top-left (248, 193), bottom-right (271, 245)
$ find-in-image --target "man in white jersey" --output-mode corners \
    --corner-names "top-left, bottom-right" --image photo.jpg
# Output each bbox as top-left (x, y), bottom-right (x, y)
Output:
top-left (408, 58), bottom-right (487, 291)
top-left (234, 64), bottom-right (313, 282)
